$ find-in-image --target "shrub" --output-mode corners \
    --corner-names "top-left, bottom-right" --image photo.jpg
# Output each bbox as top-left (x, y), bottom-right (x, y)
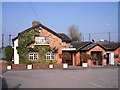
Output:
top-left (7, 61), bottom-right (12, 65)
top-left (5, 46), bottom-right (13, 61)
top-left (26, 60), bottom-right (33, 65)
top-left (81, 53), bottom-right (90, 63)
top-left (49, 60), bottom-right (57, 64)
top-left (114, 54), bottom-right (119, 58)
top-left (37, 60), bottom-right (48, 64)
top-left (62, 52), bottom-right (71, 63)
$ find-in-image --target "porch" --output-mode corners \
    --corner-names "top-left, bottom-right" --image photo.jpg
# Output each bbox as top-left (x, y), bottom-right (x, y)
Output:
top-left (62, 50), bottom-right (107, 67)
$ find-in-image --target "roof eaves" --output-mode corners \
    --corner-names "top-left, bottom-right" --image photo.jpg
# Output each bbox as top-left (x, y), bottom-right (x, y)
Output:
top-left (76, 42), bottom-right (92, 51)
top-left (16, 23), bottom-right (62, 40)
top-left (12, 36), bottom-right (18, 41)
top-left (81, 43), bottom-right (97, 51)
top-left (97, 42), bottom-right (108, 50)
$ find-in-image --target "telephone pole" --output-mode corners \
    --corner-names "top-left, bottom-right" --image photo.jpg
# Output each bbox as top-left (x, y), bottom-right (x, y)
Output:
top-left (9, 34), bottom-right (11, 46)
top-left (2, 34), bottom-right (4, 49)
top-left (82, 36), bottom-right (84, 42)
top-left (108, 32), bottom-right (110, 43)
top-left (89, 33), bottom-right (91, 41)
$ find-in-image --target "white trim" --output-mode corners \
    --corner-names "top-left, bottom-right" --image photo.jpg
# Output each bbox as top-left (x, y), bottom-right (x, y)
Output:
top-left (34, 43), bottom-right (50, 45)
top-left (13, 39), bottom-right (19, 64)
top-left (35, 36), bottom-right (49, 44)
top-left (109, 53), bottom-right (114, 65)
top-left (62, 48), bottom-right (76, 51)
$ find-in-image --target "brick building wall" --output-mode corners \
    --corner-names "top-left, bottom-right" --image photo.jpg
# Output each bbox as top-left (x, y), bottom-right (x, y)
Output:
top-left (75, 52), bottom-right (80, 66)
top-left (87, 45), bottom-right (106, 55)
top-left (39, 28), bottom-right (62, 63)
top-left (114, 47), bottom-right (120, 64)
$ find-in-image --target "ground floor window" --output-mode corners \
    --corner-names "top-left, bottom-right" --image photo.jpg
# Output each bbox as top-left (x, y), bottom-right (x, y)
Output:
top-left (46, 53), bottom-right (55, 60)
top-left (29, 53), bottom-right (38, 60)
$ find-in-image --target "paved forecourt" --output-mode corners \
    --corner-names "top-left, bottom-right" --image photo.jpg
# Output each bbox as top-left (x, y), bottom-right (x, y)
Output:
top-left (2, 66), bottom-right (118, 88)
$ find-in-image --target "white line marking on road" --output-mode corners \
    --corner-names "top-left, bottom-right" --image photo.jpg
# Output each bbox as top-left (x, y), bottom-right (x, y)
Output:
top-left (87, 82), bottom-right (104, 88)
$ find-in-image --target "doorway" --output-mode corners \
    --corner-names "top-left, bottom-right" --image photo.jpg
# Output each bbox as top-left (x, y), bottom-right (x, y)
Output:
top-left (91, 51), bottom-right (102, 65)
top-left (106, 53), bottom-right (114, 65)
top-left (62, 52), bottom-right (72, 65)
top-left (106, 53), bottom-right (110, 65)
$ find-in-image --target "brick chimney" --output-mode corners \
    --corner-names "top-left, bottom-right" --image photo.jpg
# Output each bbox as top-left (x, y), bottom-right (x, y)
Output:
top-left (32, 20), bottom-right (40, 27)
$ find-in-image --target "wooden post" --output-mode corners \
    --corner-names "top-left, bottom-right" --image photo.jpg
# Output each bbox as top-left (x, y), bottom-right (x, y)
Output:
top-left (72, 53), bottom-right (75, 66)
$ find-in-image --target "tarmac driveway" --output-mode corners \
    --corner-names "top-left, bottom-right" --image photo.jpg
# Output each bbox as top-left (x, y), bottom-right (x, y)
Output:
top-left (2, 66), bottom-right (119, 88)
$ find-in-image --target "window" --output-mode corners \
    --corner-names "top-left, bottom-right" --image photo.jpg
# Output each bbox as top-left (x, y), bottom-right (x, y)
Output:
top-left (92, 53), bottom-right (97, 60)
top-left (35, 36), bottom-right (48, 44)
top-left (29, 53), bottom-right (38, 60)
top-left (46, 53), bottom-right (55, 60)
top-left (62, 42), bottom-right (66, 46)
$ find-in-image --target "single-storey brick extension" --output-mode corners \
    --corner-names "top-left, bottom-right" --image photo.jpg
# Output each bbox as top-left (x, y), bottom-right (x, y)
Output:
top-left (12, 21), bottom-right (120, 67)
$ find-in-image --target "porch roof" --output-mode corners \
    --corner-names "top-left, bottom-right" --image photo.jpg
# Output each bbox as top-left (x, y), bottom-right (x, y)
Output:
top-left (70, 41), bottom-right (91, 51)
top-left (80, 43), bottom-right (105, 51)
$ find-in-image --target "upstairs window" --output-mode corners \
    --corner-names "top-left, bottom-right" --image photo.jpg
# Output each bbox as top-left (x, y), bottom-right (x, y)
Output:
top-left (62, 42), bottom-right (66, 46)
top-left (35, 36), bottom-right (48, 44)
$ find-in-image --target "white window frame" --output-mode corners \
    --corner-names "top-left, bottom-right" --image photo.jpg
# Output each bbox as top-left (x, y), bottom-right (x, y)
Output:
top-left (46, 53), bottom-right (55, 60)
top-left (35, 36), bottom-right (48, 44)
top-left (29, 53), bottom-right (38, 60)
top-left (62, 42), bottom-right (66, 46)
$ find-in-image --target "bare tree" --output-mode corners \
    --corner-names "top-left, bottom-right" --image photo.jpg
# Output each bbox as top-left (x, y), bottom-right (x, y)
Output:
top-left (68, 25), bottom-right (82, 42)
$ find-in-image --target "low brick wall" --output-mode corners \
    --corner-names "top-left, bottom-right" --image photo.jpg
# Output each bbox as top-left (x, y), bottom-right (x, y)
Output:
top-left (10, 63), bottom-right (63, 70)
top-left (12, 64), bottom-right (26, 70)
top-left (33, 63), bottom-right (49, 69)
top-left (87, 59), bottom-right (93, 67)
top-left (54, 63), bottom-right (63, 68)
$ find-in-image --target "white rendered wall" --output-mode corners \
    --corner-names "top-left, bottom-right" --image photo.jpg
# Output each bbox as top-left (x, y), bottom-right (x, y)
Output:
top-left (109, 53), bottom-right (114, 65)
top-left (13, 39), bottom-right (19, 64)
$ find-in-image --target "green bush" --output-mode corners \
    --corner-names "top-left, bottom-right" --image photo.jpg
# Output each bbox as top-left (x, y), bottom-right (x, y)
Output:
top-left (7, 61), bottom-right (12, 65)
top-left (26, 60), bottom-right (33, 65)
top-left (5, 46), bottom-right (13, 61)
top-left (81, 53), bottom-right (90, 63)
top-left (48, 60), bottom-right (57, 64)
top-left (114, 54), bottom-right (119, 58)
top-left (37, 60), bottom-right (48, 64)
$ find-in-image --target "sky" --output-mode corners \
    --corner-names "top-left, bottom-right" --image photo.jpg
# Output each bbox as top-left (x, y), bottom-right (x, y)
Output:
top-left (2, 2), bottom-right (118, 47)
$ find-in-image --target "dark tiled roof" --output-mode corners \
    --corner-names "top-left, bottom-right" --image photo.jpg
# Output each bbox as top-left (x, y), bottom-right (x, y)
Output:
top-left (99, 42), bottom-right (120, 51)
top-left (58, 33), bottom-right (72, 42)
top-left (81, 42), bottom-right (120, 51)
top-left (81, 43), bottom-right (97, 51)
top-left (13, 23), bottom-right (66, 41)
top-left (18, 23), bottom-right (62, 39)
top-left (71, 41), bottom-right (91, 51)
